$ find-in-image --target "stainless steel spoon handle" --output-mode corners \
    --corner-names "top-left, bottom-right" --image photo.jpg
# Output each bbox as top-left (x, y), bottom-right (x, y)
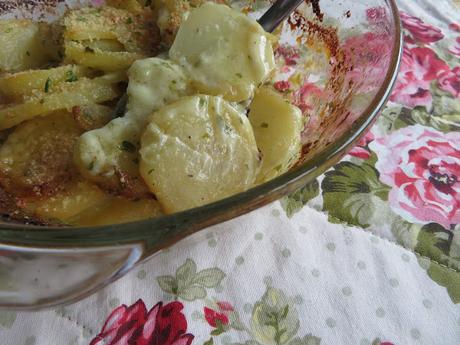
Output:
top-left (257, 0), bottom-right (305, 33)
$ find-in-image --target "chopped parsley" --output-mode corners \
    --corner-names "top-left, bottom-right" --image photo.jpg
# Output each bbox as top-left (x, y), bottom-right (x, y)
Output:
top-left (44, 78), bottom-right (52, 93)
top-left (65, 70), bottom-right (78, 82)
top-left (235, 73), bottom-right (243, 78)
top-left (260, 122), bottom-right (269, 128)
top-left (87, 161), bottom-right (95, 171)
top-left (4, 28), bottom-right (12, 33)
top-left (126, 17), bottom-right (134, 25)
top-left (26, 51), bottom-right (30, 57)
top-left (120, 141), bottom-right (136, 153)
top-left (148, 168), bottom-right (155, 174)
top-left (199, 97), bottom-right (206, 108)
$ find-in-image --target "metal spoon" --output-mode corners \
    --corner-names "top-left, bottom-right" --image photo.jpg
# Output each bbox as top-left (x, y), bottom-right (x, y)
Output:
top-left (113, 0), bottom-right (304, 117)
top-left (257, 0), bottom-right (304, 33)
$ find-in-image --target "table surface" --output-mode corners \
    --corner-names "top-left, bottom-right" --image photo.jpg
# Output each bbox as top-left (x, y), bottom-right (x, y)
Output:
top-left (1, 0), bottom-right (460, 344)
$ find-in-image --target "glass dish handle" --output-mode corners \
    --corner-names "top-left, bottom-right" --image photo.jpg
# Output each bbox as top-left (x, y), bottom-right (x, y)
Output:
top-left (0, 242), bottom-right (143, 310)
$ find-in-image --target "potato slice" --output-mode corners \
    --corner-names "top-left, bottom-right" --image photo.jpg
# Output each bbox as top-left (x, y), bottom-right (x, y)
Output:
top-left (64, 41), bottom-right (143, 72)
top-left (0, 65), bottom-right (90, 98)
top-left (63, 6), bottom-right (158, 55)
top-left (0, 20), bottom-right (59, 73)
top-left (72, 104), bottom-right (114, 131)
top-left (140, 95), bottom-right (260, 213)
top-left (71, 196), bottom-right (163, 226)
top-left (24, 180), bottom-right (110, 223)
top-left (0, 112), bottom-right (83, 197)
top-left (83, 39), bottom-right (125, 52)
top-left (249, 87), bottom-right (302, 182)
top-left (170, 3), bottom-right (275, 102)
top-left (0, 75), bottom-right (122, 130)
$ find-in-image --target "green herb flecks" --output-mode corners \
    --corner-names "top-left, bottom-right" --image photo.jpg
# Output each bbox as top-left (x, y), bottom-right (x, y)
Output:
top-left (44, 78), bottom-right (52, 93)
top-left (120, 141), bottom-right (136, 153)
top-left (65, 70), bottom-right (79, 82)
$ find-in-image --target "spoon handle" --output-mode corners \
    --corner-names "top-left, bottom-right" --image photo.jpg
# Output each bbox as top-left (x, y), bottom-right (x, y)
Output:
top-left (257, 0), bottom-right (305, 33)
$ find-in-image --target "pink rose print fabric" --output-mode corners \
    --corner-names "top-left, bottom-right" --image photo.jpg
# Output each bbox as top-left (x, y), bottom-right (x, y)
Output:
top-left (400, 12), bottom-right (444, 44)
top-left (389, 46), bottom-right (449, 109)
top-left (370, 126), bottom-right (460, 230)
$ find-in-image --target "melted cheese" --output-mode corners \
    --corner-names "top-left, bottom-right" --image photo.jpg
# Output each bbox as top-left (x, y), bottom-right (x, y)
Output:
top-left (170, 3), bottom-right (275, 102)
top-left (76, 57), bottom-right (192, 176)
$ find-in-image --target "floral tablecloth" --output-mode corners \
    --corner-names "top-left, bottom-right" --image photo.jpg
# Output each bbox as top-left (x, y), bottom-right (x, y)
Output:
top-left (2, 0), bottom-right (460, 344)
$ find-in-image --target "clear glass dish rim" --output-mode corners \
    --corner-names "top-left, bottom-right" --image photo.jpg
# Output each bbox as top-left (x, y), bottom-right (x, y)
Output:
top-left (0, 0), bottom-right (403, 246)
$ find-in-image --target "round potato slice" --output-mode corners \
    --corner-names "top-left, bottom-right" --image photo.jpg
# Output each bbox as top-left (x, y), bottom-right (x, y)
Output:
top-left (249, 87), bottom-right (303, 183)
top-left (0, 112), bottom-right (83, 197)
top-left (140, 95), bottom-right (260, 213)
top-left (169, 2), bottom-right (275, 102)
top-left (71, 196), bottom-right (163, 227)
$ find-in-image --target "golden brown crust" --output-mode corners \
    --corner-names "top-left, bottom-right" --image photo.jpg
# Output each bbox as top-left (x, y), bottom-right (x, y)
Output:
top-left (0, 112), bottom-right (82, 199)
top-left (63, 6), bottom-right (160, 56)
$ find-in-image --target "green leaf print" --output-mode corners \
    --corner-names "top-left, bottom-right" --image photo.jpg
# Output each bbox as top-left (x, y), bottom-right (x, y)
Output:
top-left (425, 264), bottom-right (460, 303)
top-left (176, 259), bottom-right (197, 287)
top-left (0, 311), bottom-right (16, 329)
top-left (157, 259), bottom-right (225, 301)
top-left (204, 338), bottom-right (214, 345)
top-left (157, 275), bottom-right (177, 294)
top-left (415, 223), bottom-right (460, 303)
top-left (288, 335), bottom-right (321, 345)
top-left (411, 104), bottom-right (460, 133)
top-left (390, 216), bottom-right (421, 250)
top-left (378, 106), bottom-right (413, 133)
top-left (321, 161), bottom-right (390, 227)
top-left (179, 285), bottom-right (207, 301)
top-left (250, 287), bottom-right (299, 345)
top-left (280, 179), bottom-right (319, 217)
top-left (192, 268), bottom-right (226, 287)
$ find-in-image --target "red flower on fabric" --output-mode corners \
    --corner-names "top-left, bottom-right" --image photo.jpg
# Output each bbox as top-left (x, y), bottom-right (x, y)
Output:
top-left (292, 82), bottom-right (323, 113)
top-left (343, 32), bottom-right (392, 92)
top-left (449, 23), bottom-right (460, 32)
top-left (448, 37), bottom-right (460, 58)
top-left (366, 7), bottom-right (387, 24)
top-left (348, 131), bottom-right (375, 159)
top-left (400, 11), bottom-right (444, 44)
top-left (90, 300), bottom-right (194, 345)
top-left (438, 67), bottom-right (460, 98)
top-left (274, 80), bottom-right (291, 92)
top-left (204, 301), bottom-right (234, 328)
top-left (389, 46), bottom-right (449, 109)
top-left (275, 45), bottom-right (300, 66)
top-left (370, 125), bottom-right (460, 230)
